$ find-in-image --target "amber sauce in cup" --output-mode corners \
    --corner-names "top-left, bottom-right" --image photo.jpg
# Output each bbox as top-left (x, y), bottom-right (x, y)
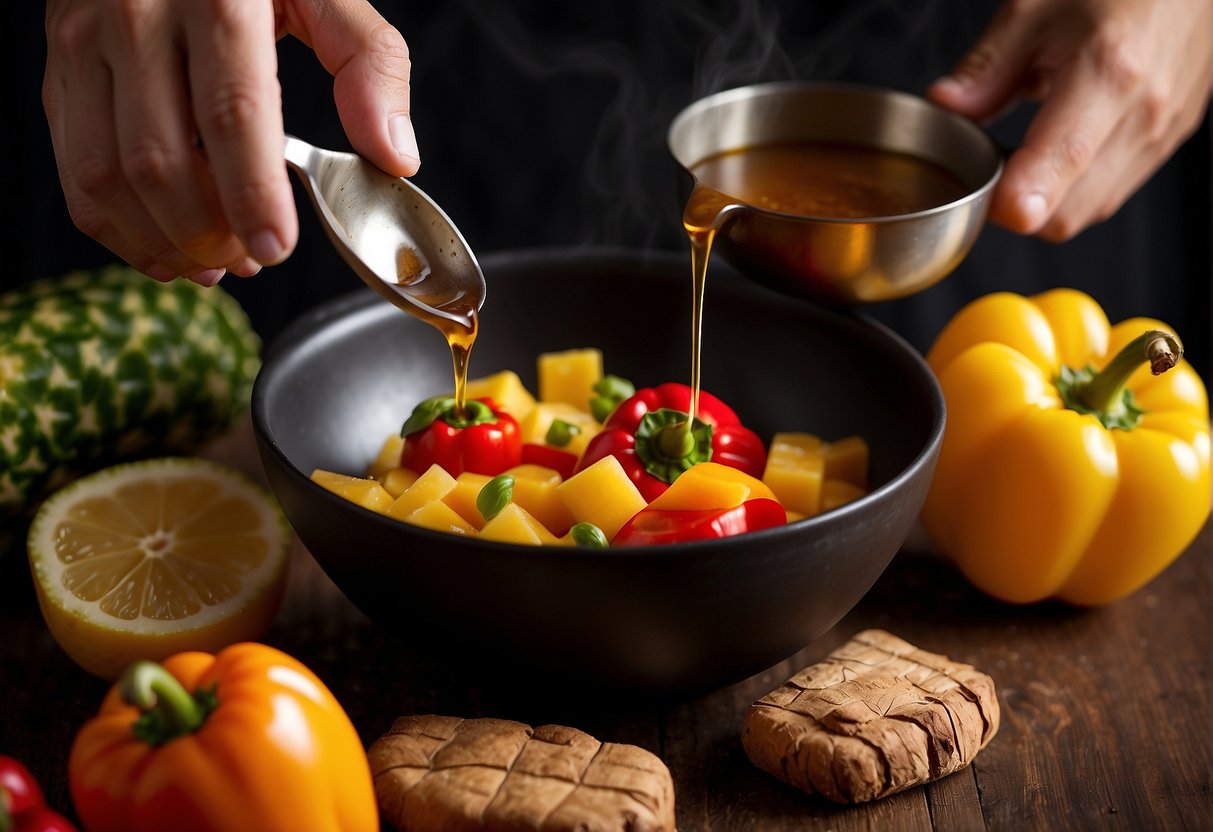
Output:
top-left (681, 140), bottom-right (968, 418)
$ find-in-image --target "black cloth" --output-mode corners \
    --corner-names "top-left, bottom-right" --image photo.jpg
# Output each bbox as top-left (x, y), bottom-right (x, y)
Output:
top-left (5, 0), bottom-right (1210, 374)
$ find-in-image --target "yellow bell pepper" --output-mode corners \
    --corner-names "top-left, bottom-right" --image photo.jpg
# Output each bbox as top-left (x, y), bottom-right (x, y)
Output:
top-left (922, 289), bottom-right (1210, 605)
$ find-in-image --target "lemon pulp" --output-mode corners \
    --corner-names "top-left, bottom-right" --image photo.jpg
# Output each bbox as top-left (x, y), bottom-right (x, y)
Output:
top-left (28, 458), bottom-right (290, 679)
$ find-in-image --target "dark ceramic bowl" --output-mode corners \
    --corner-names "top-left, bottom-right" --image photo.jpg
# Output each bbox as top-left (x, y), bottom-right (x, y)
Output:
top-left (253, 248), bottom-right (944, 694)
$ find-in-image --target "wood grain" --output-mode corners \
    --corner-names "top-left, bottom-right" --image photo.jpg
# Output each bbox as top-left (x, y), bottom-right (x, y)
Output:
top-left (0, 420), bottom-right (1208, 830)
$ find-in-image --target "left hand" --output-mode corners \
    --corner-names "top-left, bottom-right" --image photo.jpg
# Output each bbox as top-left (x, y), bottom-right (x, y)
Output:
top-left (928, 0), bottom-right (1213, 241)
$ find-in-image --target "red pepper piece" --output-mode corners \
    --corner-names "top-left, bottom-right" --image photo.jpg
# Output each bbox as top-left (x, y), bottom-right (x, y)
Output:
top-left (711, 424), bottom-right (768, 480)
top-left (577, 382), bottom-right (766, 499)
top-left (401, 396), bottom-right (521, 477)
top-left (0, 756), bottom-right (78, 832)
top-left (0, 758), bottom-right (43, 820)
top-left (520, 443), bottom-right (578, 480)
top-left (613, 498), bottom-right (786, 546)
top-left (607, 383), bottom-right (741, 433)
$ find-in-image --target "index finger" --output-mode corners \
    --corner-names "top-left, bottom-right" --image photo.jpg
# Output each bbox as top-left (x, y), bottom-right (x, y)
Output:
top-left (994, 39), bottom-right (1139, 235)
top-left (185, 0), bottom-right (298, 265)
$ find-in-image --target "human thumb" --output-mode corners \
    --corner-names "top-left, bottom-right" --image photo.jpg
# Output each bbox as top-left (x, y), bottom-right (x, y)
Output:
top-left (288, 0), bottom-right (419, 176)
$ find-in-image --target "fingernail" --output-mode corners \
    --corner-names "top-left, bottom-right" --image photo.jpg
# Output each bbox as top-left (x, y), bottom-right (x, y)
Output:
top-left (146, 264), bottom-right (177, 282)
top-left (1018, 192), bottom-right (1049, 231)
top-left (931, 75), bottom-right (967, 95)
top-left (189, 268), bottom-right (226, 287)
top-left (249, 229), bottom-right (286, 265)
top-left (389, 114), bottom-right (420, 164)
top-left (230, 257), bottom-right (262, 278)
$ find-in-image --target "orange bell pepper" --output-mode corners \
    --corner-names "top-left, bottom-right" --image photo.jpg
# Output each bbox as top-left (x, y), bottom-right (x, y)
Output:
top-left (68, 643), bottom-right (377, 832)
top-left (923, 288), bottom-right (1210, 605)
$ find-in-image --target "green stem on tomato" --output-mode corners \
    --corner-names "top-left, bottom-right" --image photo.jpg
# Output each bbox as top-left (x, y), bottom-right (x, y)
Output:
top-left (634, 408), bottom-right (713, 483)
top-left (401, 396), bottom-right (497, 436)
top-left (659, 421), bottom-right (697, 459)
top-left (121, 660), bottom-right (218, 747)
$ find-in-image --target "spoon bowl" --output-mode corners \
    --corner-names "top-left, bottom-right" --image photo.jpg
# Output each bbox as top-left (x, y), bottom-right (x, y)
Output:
top-left (284, 135), bottom-right (485, 324)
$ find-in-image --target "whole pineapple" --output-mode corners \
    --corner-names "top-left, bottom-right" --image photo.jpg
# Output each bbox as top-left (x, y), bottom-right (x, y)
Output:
top-left (0, 266), bottom-right (261, 521)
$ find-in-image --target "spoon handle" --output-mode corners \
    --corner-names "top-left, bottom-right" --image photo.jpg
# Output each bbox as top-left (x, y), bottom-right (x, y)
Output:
top-left (284, 134), bottom-right (318, 175)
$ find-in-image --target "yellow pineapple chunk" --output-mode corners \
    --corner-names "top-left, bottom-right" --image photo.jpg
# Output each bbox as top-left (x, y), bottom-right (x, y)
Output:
top-left (387, 464), bottom-right (458, 521)
top-left (463, 370), bottom-right (537, 422)
top-left (442, 472), bottom-right (493, 529)
top-left (506, 464), bottom-right (575, 536)
top-left (538, 348), bottom-right (602, 409)
top-left (824, 436), bottom-right (870, 489)
top-left (310, 469), bottom-right (395, 514)
top-left (821, 479), bottom-right (867, 512)
top-left (647, 462), bottom-right (777, 512)
top-left (378, 466), bottom-right (419, 498)
top-left (403, 500), bottom-right (477, 536)
top-left (479, 503), bottom-right (560, 546)
top-left (762, 432), bottom-right (826, 517)
top-left (368, 434), bottom-right (405, 478)
top-left (556, 455), bottom-right (647, 541)
top-left (770, 431), bottom-right (824, 457)
top-left (785, 510), bottom-right (807, 523)
top-left (520, 402), bottom-right (601, 457)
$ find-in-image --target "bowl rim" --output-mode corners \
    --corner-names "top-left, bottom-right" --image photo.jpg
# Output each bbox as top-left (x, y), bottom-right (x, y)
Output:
top-left (252, 245), bottom-right (946, 561)
top-left (666, 79), bottom-right (1005, 225)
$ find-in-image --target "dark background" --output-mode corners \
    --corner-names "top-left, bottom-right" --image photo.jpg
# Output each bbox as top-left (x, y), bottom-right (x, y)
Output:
top-left (4, 0), bottom-right (1210, 376)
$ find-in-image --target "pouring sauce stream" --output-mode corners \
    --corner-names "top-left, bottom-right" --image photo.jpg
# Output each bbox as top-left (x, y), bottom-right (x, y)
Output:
top-left (394, 244), bottom-right (479, 417)
top-left (680, 140), bottom-right (969, 421)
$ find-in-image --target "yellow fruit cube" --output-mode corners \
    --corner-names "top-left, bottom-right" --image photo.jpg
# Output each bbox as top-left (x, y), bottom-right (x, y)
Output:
top-left (464, 370), bottom-right (537, 422)
top-left (821, 479), bottom-right (867, 512)
top-left (402, 500), bottom-right (477, 536)
top-left (520, 402), bottom-right (601, 457)
top-left (648, 462), bottom-right (777, 512)
top-left (538, 348), bottom-right (603, 409)
top-left (442, 471), bottom-right (493, 529)
top-left (824, 436), bottom-right (870, 489)
top-left (762, 432), bottom-right (826, 517)
top-left (378, 466), bottom-right (420, 498)
top-left (785, 510), bottom-right (807, 523)
top-left (770, 431), bottom-right (824, 458)
top-left (506, 464), bottom-right (575, 536)
top-left (387, 464), bottom-right (458, 521)
top-left (556, 455), bottom-right (647, 541)
top-left (367, 434), bottom-right (405, 479)
top-left (479, 503), bottom-right (560, 546)
top-left (310, 469), bottom-right (395, 514)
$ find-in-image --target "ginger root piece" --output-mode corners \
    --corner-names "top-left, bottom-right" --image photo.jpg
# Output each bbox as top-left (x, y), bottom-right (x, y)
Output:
top-left (742, 629), bottom-right (999, 804)
top-left (369, 715), bottom-right (676, 831)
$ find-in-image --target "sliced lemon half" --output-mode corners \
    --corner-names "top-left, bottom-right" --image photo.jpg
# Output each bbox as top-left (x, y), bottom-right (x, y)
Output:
top-left (27, 457), bottom-right (290, 679)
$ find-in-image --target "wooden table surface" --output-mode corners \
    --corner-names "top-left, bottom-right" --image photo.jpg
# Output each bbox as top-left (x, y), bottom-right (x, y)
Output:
top-left (1, 420), bottom-right (1209, 831)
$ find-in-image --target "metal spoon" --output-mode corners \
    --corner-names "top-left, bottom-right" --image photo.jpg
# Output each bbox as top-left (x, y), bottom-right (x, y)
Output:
top-left (284, 134), bottom-right (485, 326)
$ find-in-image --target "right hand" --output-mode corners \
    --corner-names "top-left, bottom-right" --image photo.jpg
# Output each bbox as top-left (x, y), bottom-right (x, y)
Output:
top-left (928, 0), bottom-right (1213, 242)
top-left (43, 0), bottom-right (419, 286)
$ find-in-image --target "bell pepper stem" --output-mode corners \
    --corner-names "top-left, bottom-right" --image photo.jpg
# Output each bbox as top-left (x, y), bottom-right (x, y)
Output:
top-left (660, 422), bottom-right (697, 459)
top-left (634, 408), bottom-right (714, 483)
top-left (121, 660), bottom-right (214, 746)
top-left (1076, 330), bottom-right (1183, 414)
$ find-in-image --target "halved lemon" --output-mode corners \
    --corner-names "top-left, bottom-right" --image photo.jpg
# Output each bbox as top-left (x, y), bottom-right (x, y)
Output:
top-left (27, 457), bottom-right (290, 679)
